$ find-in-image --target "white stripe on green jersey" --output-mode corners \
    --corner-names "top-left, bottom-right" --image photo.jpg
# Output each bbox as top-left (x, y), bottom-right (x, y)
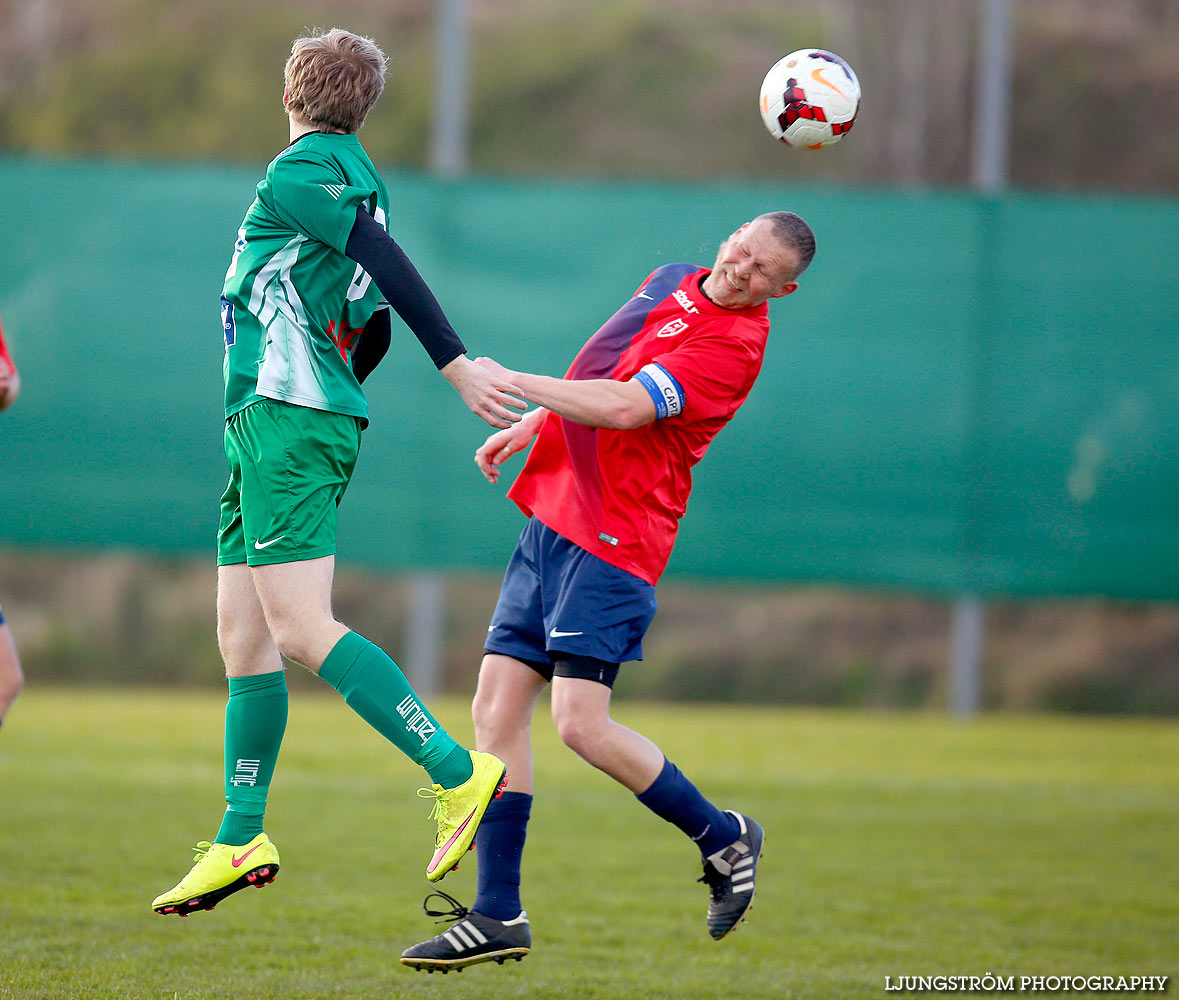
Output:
top-left (221, 132), bottom-right (390, 420)
top-left (249, 234), bottom-right (323, 404)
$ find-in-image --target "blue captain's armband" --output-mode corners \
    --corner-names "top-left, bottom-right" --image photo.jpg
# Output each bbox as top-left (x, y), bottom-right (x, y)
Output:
top-left (632, 363), bottom-right (685, 419)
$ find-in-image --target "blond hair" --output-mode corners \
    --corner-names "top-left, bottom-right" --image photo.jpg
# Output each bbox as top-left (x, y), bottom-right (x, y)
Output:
top-left (284, 28), bottom-right (387, 134)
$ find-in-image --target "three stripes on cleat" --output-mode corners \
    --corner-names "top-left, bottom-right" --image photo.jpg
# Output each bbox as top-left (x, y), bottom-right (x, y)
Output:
top-left (730, 853), bottom-right (756, 893)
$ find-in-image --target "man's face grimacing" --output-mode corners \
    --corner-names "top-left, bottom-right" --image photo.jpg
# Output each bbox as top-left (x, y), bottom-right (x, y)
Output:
top-left (701, 219), bottom-right (800, 310)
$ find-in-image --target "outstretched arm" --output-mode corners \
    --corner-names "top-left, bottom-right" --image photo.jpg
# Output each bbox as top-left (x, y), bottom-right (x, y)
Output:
top-left (473, 357), bottom-right (657, 431)
top-left (344, 208), bottom-right (524, 427)
top-left (345, 207), bottom-right (465, 369)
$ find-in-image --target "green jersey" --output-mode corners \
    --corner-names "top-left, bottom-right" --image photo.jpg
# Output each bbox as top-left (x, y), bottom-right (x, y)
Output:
top-left (221, 132), bottom-right (389, 420)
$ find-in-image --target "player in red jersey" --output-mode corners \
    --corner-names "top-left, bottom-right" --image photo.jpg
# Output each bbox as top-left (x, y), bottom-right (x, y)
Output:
top-left (401, 212), bottom-right (816, 972)
top-left (0, 312), bottom-right (25, 732)
top-left (0, 314), bottom-right (20, 413)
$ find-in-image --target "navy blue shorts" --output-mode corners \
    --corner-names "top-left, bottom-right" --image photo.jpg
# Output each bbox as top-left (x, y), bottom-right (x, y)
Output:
top-left (485, 518), bottom-right (657, 668)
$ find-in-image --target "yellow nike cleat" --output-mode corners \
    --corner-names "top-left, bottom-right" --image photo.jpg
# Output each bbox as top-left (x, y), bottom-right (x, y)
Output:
top-left (152, 833), bottom-right (280, 915)
top-left (422, 750), bottom-right (507, 882)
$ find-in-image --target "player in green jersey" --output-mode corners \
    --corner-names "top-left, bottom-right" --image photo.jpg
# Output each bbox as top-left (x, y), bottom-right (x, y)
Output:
top-left (153, 28), bottom-right (520, 918)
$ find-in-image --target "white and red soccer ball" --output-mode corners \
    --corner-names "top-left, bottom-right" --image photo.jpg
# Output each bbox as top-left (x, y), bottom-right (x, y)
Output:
top-left (759, 48), bottom-right (861, 149)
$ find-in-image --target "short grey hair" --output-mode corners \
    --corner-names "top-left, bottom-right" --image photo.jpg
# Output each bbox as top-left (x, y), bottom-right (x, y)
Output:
top-left (756, 211), bottom-right (816, 281)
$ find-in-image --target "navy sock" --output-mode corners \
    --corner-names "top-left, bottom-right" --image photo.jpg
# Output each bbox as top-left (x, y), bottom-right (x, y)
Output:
top-left (471, 791), bottom-right (532, 920)
top-left (635, 758), bottom-right (741, 857)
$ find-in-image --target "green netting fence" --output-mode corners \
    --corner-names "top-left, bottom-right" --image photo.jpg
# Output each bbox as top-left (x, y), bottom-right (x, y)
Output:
top-left (1, 157), bottom-right (1176, 599)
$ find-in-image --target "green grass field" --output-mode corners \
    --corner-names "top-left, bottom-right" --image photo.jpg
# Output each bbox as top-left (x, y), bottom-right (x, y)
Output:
top-left (1, 689), bottom-right (1175, 999)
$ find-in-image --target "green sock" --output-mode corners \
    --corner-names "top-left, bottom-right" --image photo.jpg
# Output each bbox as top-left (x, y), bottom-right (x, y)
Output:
top-left (215, 670), bottom-right (288, 846)
top-left (319, 631), bottom-right (473, 788)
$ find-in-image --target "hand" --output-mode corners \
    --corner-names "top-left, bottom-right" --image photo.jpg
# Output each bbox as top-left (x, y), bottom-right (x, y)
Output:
top-left (473, 356), bottom-right (514, 380)
top-left (440, 354), bottom-right (526, 429)
top-left (474, 407), bottom-right (546, 483)
top-left (0, 367), bottom-right (17, 412)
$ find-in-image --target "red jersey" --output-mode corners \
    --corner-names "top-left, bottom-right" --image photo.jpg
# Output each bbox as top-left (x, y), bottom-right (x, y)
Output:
top-left (507, 263), bottom-right (770, 585)
top-left (0, 315), bottom-right (14, 377)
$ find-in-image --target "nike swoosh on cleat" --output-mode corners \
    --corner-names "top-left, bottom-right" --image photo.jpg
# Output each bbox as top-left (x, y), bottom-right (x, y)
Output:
top-left (428, 810), bottom-right (476, 872)
top-left (231, 843), bottom-right (263, 868)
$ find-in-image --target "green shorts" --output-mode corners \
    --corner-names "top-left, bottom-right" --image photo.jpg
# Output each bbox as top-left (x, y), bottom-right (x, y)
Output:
top-left (218, 398), bottom-right (361, 567)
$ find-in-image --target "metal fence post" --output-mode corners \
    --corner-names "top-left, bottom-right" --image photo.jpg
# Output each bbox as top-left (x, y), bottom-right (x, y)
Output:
top-left (951, 0), bottom-right (1015, 716)
top-left (430, 0), bottom-right (470, 176)
top-left (950, 596), bottom-right (985, 715)
top-left (406, 573), bottom-right (445, 698)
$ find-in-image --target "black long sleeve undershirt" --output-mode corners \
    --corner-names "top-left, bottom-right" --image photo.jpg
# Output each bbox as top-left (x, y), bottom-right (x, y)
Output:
top-left (351, 307), bottom-right (389, 385)
top-left (344, 206), bottom-right (467, 371)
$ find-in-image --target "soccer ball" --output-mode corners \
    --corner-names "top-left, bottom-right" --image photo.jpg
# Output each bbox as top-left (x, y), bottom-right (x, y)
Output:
top-left (759, 49), bottom-right (861, 149)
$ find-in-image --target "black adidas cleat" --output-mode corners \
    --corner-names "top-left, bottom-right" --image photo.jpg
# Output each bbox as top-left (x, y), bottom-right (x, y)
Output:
top-left (699, 810), bottom-right (764, 940)
top-left (400, 891), bottom-right (531, 973)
